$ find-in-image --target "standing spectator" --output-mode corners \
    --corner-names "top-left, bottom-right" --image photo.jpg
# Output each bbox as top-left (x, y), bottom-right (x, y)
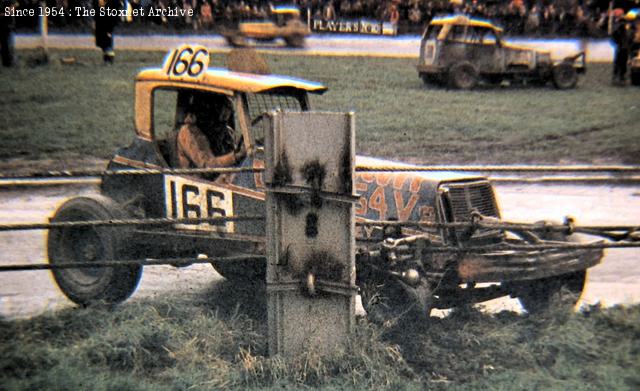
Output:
top-left (0, 0), bottom-right (16, 67)
top-left (94, 0), bottom-right (121, 63)
top-left (339, 0), bottom-right (351, 19)
top-left (630, 12), bottom-right (639, 58)
top-left (408, 1), bottom-right (422, 26)
top-left (525, 5), bottom-right (541, 36)
top-left (323, 0), bottom-right (336, 20)
top-left (351, 0), bottom-right (364, 19)
top-left (200, 0), bottom-right (213, 30)
top-left (182, 0), bottom-right (194, 30)
top-left (387, 1), bottom-right (400, 26)
top-left (611, 11), bottom-right (633, 85)
top-left (543, 4), bottom-right (558, 35)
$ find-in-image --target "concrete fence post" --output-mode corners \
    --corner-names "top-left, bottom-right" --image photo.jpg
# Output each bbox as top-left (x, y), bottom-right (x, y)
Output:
top-left (264, 110), bottom-right (356, 357)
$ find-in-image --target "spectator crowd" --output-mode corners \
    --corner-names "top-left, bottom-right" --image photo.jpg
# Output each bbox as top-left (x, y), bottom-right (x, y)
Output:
top-left (5, 0), bottom-right (636, 37)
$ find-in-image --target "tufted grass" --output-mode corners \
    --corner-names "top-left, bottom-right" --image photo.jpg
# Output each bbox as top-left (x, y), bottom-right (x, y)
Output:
top-left (1, 280), bottom-right (639, 390)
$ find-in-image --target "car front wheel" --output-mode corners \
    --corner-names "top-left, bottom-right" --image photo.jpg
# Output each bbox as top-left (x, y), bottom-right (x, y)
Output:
top-left (284, 35), bottom-right (305, 48)
top-left (514, 221), bottom-right (587, 314)
top-left (517, 271), bottom-right (586, 314)
top-left (551, 62), bottom-right (578, 89)
top-left (47, 195), bottom-right (142, 306)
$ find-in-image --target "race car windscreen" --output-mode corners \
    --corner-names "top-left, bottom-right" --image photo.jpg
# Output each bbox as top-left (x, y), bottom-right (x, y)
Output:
top-left (246, 89), bottom-right (305, 145)
top-left (424, 25), bottom-right (442, 41)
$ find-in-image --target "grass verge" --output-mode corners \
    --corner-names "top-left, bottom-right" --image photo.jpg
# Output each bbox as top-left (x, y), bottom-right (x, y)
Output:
top-left (1, 280), bottom-right (639, 390)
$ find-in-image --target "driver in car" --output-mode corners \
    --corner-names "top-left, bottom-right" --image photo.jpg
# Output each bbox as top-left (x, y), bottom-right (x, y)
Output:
top-left (175, 97), bottom-right (246, 169)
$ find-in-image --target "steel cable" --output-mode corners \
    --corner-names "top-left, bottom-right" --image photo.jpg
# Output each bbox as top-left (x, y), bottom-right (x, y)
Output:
top-left (0, 242), bottom-right (637, 273)
top-left (0, 166), bottom-right (264, 179)
top-left (355, 164), bottom-right (640, 173)
top-left (356, 219), bottom-right (639, 238)
top-left (407, 242), bottom-right (640, 252)
top-left (2, 165), bottom-right (640, 180)
top-left (0, 255), bottom-right (266, 272)
top-left (0, 215), bottom-right (264, 232)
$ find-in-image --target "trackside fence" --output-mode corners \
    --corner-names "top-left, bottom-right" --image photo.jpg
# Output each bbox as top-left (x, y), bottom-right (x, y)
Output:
top-left (0, 162), bottom-right (638, 272)
top-left (0, 134), bottom-right (639, 355)
top-left (2, 165), bottom-right (640, 186)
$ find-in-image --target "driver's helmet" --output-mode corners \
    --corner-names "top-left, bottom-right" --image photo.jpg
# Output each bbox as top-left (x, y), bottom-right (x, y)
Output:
top-left (185, 92), bottom-right (233, 129)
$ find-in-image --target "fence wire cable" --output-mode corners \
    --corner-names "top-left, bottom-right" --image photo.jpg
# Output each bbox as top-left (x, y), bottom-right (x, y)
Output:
top-left (377, 240), bottom-right (640, 253)
top-left (0, 166), bottom-right (263, 179)
top-left (2, 164), bottom-right (640, 180)
top-left (355, 165), bottom-right (640, 173)
top-left (356, 219), bottom-right (639, 242)
top-left (0, 215), bottom-right (265, 232)
top-left (0, 218), bottom-right (637, 273)
top-left (1, 214), bottom-right (637, 243)
top-left (488, 176), bottom-right (640, 183)
top-left (0, 255), bottom-right (266, 272)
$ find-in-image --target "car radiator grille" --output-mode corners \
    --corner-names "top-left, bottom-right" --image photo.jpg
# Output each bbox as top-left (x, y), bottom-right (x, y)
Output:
top-left (440, 181), bottom-right (502, 243)
top-left (445, 181), bottom-right (499, 221)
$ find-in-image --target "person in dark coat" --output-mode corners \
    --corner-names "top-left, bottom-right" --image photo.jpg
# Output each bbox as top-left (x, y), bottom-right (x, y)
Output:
top-left (94, 0), bottom-right (121, 63)
top-left (611, 14), bottom-right (634, 85)
top-left (0, 0), bottom-right (16, 67)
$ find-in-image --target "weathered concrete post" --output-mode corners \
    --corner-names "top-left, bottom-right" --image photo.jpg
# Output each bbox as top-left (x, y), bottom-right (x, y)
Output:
top-left (264, 111), bottom-right (356, 357)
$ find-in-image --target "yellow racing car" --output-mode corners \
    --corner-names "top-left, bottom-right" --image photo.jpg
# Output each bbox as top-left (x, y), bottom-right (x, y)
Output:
top-left (221, 6), bottom-right (310, 48)
top-left (416, 15), bottom-right (586, 89)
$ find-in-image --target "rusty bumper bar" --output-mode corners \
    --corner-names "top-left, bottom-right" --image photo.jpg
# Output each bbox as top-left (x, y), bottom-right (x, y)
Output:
top-left (457, 246), bottom-right (603, 283)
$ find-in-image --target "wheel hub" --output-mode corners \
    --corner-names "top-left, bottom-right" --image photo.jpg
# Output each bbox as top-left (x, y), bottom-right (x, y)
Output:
top-left (81, 243), bottom-right (98, 261)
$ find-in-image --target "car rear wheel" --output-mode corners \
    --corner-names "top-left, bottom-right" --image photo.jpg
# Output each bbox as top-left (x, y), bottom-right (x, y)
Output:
top-left (448, 62), bottom-right (479, 90)
top-left (47, 195), bottom-right (142, 306)
top-left (284, 35), bottom-right (305, 48)
top-left (631, 70), bottom-right (640, 86)
top-left (551, 62), bottom-right (578, 89)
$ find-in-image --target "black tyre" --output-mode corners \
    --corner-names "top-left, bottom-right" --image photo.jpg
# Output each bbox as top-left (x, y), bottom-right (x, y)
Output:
top-left (516, 222), bottom-right (586, 314)
top-left (284, 35), bottom-right (305, 48)
top-left (421, 73), bottom-right (441, 86)
top-left (225, 35), bottom-right (246, 47)
top-left (448, 62), bottom-right (479, 90)
top-left (517, 271), bottom-right (586, 314)
top-left (631, 70), bottom-right (640, 86)
top-left (47, 195), bottom-right (142, 306)
top-left (211, 258), bottom-right (265, 283)
top-left (358, 267), bottom-right (432, 325)
top-left (484, 74), bottom-right (504, 85)
top-left (551, 62), bottom-right (578, 89)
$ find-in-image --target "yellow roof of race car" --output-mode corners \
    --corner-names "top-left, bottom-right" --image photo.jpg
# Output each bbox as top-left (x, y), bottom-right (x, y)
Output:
top-left (136, 67), bottom-right (328, 94)
top-left (271, 6), bottom-right (300, 15)
top-left (430, 15), bottom-right (503, 32)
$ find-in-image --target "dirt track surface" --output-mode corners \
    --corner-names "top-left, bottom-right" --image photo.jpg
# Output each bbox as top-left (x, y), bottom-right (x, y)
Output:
top-left (15, 33), bottom-right (614, 62)
top-left (0, 183), bottom-right (638, 320)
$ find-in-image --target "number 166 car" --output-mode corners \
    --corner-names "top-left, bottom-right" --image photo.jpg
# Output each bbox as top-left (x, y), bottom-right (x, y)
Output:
top-left (47, 45), bottom-right (602, 322)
